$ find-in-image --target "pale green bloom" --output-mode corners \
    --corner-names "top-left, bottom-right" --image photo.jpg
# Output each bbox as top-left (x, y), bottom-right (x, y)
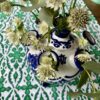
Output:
top-left (40, 56), bottom-right (52, 65)
top-left (78, 37), bottom-right (88, 48)
top-left (0, 1), bottom-right (12, 14)
top-left (76, 53), bottom-right (91, 63)
top-left (67, 8), bottom-right (89, 30)
top-left (13, 17), bottom-right (23, 28)
top-left (38, 21), bottom-right (49, 35)
top-left (6, 28), bottom-right (23, 45)
top-left (46, 0), bottom-right (66, 11)
top-left (36, 64), bottom-right (56, 82)
top-left (6, 30), bottom-right (21, 45)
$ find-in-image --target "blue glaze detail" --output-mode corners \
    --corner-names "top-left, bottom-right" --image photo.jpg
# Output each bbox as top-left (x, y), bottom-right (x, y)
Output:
top-left (28, 53), bottom-right (39, 69)
top-left (53, 39), bottom-right (61, 48)
top-left (30, 30), bottom-right (41, 38)
top-left (52, 28), bottom-right (70, 38)
top-left (65, 71), bottom-right (80, 78)
top-left (43, 70), bottom-right (80, 86)
top-left (51, 32), bottom-right (74, 49)
top-left (59, 54), bottom-right (67, 64)
top-left (74, 49), bottom-right (84, 71)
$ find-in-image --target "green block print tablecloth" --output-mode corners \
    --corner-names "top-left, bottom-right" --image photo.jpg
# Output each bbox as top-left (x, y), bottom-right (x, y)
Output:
top-left (0, 0), bottom-right (100, 100)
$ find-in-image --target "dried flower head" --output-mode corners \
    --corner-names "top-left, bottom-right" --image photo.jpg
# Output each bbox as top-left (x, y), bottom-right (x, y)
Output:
top-left (38, 21), bottom-right (49, 35)
top-left (36, 64), bottom-right (56, 82)
top-left (6, 29), bottom-right (21, 45)
top-left (13, 17), bottom-right (23, 29)
top-left (6, 27), bottom-right (25, 45)
top-left (78, 37), bottom-right (88, 48)
top-left (0, 1), bottom-right (12, 14)
top-left (67, 8), bottom-right (89, 30)
top-left (40, 56), bottom-right (53, 65)
top-left (46, 0), bottom-right (66, 11)
top-left (76, 53), bottom-right (91, 63)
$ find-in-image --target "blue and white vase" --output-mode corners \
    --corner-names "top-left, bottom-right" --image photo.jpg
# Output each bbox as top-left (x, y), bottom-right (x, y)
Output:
top-left (27, 29), bottom-right (83, 83)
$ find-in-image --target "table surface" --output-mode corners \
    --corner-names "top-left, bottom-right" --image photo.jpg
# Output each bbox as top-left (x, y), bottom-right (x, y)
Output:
top-left (0, 0), bottom-right (100, 100)
top-left (84, 0), bottom-right (100, 24)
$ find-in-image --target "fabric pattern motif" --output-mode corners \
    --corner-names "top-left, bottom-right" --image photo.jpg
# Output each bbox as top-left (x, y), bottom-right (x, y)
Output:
top-left (0, 0), bottom-right (100, 100)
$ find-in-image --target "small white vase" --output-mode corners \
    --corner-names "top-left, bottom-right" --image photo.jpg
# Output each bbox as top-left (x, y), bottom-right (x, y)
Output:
top-left (48, 31), bottom-right (83, 82)
top-left (27, 30), bottom-right (83, 83)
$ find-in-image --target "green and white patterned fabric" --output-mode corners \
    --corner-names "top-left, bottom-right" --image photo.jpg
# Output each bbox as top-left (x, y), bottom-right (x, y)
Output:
top-left (0, 0), bottom-right (100, 100)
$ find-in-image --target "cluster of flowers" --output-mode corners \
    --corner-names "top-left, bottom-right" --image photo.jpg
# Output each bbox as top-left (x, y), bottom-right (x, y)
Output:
top-left (1, 0), bottom-right (100, 99)
top-left (0, 0), bottom-right (94, 82)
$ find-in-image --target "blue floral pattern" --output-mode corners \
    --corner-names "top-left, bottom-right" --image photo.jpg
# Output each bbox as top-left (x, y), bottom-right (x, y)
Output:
top-left (51, 32), bottom-right (74, 49)
top-left (59, 54), bottom-right (67, 64)
top-left (28, 53), bottom-right (39, 69)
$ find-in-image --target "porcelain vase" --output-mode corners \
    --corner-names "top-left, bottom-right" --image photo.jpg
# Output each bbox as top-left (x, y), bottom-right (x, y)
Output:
top-left (27, 29), bottom-right (83, 83)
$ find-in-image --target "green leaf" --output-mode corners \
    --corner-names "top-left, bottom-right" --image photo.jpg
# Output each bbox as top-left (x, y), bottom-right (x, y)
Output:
top-left (21, 0), bottom-right (45, 12)
top-left (0, 0), bottom-right (6, 3)
top-left (68, 91), bottom-right (100, 99)
top-left (82, 61), bottom-right (100, 74)
top-left (39, 7), bottom-right (54, 27)
top-left (68, 91), bottom-right (81, 98)
top-left (77, 70), bottom-right (89, 89)
top-left (21, 0), bottom-right (39, 12)
top-left (84, 91), bottom-right (100, 98)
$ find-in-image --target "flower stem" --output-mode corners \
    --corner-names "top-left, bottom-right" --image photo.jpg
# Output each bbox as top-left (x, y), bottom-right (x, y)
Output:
top-left (69, 0), bottom-right (77, 12)
top-left (31, 11), bottom-right (39, 20)
top-left (62, 3), bottom-right (66, 17)
top-left (39, 32), bottom-right (49, 41)
top-left (84, 69), bottom-right (96, 93)
top-left (11, 3), bottom-right (25, 7)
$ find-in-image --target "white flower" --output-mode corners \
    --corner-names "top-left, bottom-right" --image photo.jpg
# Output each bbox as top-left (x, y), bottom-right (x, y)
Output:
top-left (6, 28), bottom-right (23, 45)
top-left (29, 34), bottom-right (39, 45)
top-left (67, 8), bottom-right (89, 30)
top-left (38, 21), bottom-right (49, 35)
top-left (78, 37), bottom-right (88, 48)
top-left (40, 56), bottom-right (52, 65)
top-left (36, 64), bottom-right (56, 82)
top-left (0, 1), bottom-right (12, 14)
top-left (76, 53), bottom-right (91, 63)
top-left (6, 31), bottom-right (20, 45)
top-left (13, 17), bottom-right (23, 28)
top-left (46, 0), bottom-right (66, 11)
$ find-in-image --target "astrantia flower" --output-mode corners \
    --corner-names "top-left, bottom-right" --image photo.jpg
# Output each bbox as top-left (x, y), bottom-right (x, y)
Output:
top-left (46, 0), bottom-right (66, 11)
top-left (6, 28), bottom-right (23, 45)
top-left (78, 37), bottom-right (88, 48)
top-left (67, 8), bottom-right (89, 30)
top-left (76, 53), bottom-right (91, 63)
top-left (6, 30), bottom-right (21, 45)
top-left (36, 64), bottom-right (56, 82)
top-left (0, 1), bottom-right (12, 14)
top-left (38, 21), bottom-right (49, 35)
top-left (29, 34), bottom-right (39, 45)
top-left (40, 56), bottom-right (52, 65)
top-left (13, 17), bottom-right (23, 28)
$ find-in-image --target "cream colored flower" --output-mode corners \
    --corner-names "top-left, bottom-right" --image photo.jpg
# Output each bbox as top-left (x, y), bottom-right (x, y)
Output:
top-left (6, 28), bottom-right (23, 45)
top-left (67, 8), bottom-right (89, 30)
top-left (76, 53), bottom-right (91, 63)
top-left (36, 64), bottom-right (56, 82)
top-left (13, 17), bottom-right (23, 28)
top-left (0, 1), bottom-right (12, 14)
top-left (6, 30), bottom-right (21, 45)
top-left (78, 37), bottom-right (88, 48)
top-left (40, 56), bottom-right (52, 65)
top-left (39, 21), bottom-right (49, 35)
top-left (29, 34), bottom-right (39, 45)
top-left (46, 0), bottom-right (66, 11)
